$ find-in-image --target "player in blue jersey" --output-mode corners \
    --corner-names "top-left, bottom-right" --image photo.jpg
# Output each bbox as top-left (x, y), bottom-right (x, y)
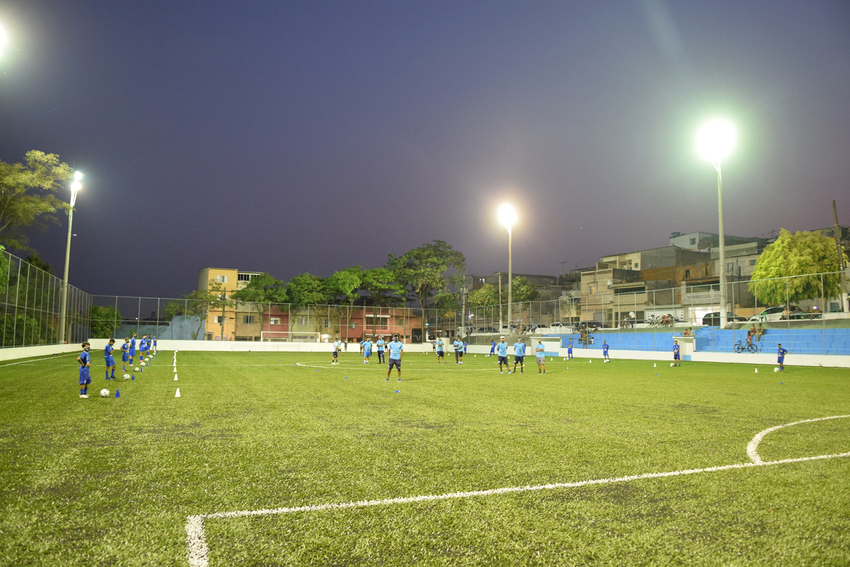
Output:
top-left (120, 337), bottom-right (130, 372)
top-left (332, 337), bottom-right (342, 364)
top-left (454, 338), bottom-right (464, 364)
top-left (513, 338), bottom-right (526, 374)
top-left (602, 340), bottom-right (610, 362)
top-left (496, 336), bottom-right (509, 374)
top-left (436, 338), bottom-right (445, 363)
top-left (376, 336), bottom-right (386, 364)
top-left (535, 339), bottom-right (546, 374)
top-left (567, 339), bottom-right (573, 360)
top-left (673, 340), bottom-right (681, 367)
top-left (489, 340), bottom-right (496, 357)
top-left (128, 333), bottom-right (137, 367)
top-left (104, 339), bottom-right (117, 380)
top-left (140, 334), bottom-right (149, 362)
top-left (362, 337), bottom-right (373, 364)
top-left (77, 342), bottom-right (92, 398)
top-left (777, 344), bottom-right (788, 371)
top-left (386, 336), bottom-right (404, 381)
top-left (152, 336), bottom-right (158, 353)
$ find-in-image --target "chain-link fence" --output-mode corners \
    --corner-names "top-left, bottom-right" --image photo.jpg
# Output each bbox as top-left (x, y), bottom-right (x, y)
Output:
top-left (1, 250), bottom-right (92, 347)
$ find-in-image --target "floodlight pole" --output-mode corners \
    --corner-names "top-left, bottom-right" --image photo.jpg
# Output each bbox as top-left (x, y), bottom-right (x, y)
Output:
top-left (58, 173), bottom-right (82, 344)
top-left (713, 159), bottom-right (728, 329)
top-left (507, 225), bottom-right (513, 333)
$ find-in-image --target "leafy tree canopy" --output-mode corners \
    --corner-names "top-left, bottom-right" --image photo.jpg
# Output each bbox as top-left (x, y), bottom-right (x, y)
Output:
top-left (361, 267), bottom-right (404, 305)
top-left (89, 305), bottom-right (123, 338)
top-left (323, 266), bottom-right (363, 305)
top-left (165, 281), bottom-right (229, 339)
top-left (0, 151), bottom-right (75, 252)
top-left (468, 283), bottom-right (498, 308)
top-left (287, 273), bottom-right (327, 306)
top-left (230, 273), bottom-right (288, 304)
top-left (386, 240), bottom-right (465, 314)
top-left (749, 228), bottom-right (848, 305)
top-left (506, 276), bottom-right (540, 304)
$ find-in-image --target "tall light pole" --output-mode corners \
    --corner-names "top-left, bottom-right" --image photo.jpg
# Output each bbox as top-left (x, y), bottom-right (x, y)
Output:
top-left (58, 171), bottom-right (83, 344)
top-left (698, 120), bottom-right (735, 328)
top-left (498, 204), bottom-right (517, 333)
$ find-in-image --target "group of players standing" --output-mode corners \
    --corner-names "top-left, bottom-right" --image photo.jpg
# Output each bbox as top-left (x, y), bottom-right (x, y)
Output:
top-left (331, 335), bottom-right (405, 381)
top-left (75, 332), bottom-right (157, 398)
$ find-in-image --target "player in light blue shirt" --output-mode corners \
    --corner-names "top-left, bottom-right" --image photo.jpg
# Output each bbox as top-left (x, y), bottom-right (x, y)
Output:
top-left (77, 342), bottom-right (92, 398)
top-left (376, 336), bottom-right (386, 364)
top-left (436, 338), bottom-right (445, 363)
top-left (535, 339), bottom-right (546, 374)
top-left (332, 337), bottom-right (342, 364)
top-left (362, 338), bottom-right (373, 364)
top-left (386, 336), bottom-right (404, 381)
top-left (513, 339), bottom-right (526, 374)
top-left (497, 336), bottom-right (509, 374)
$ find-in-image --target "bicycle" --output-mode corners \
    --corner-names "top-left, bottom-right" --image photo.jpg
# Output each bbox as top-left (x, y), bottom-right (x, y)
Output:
top-left (734, 340), bottom-right (758, 353)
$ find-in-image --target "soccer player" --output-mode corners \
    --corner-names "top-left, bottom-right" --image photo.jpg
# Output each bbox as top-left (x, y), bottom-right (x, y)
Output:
top-left (152, 335), bottom-right (158, 353)
top-left (497, 336), bottom-right (509, 374)
top-left (104, 339), bottom-right (117, 380)
top-left (376, 336), bottom-right (386, 364)
top-left (673, 339), bottom-right (681, 367)
top-left (513, 337), bottom-right (526, 374)
top-left (602, 340), bottom-right (610, 362)
top-left (140, 334), bottom-right (149, 363)
top-left (436, 337), bottom-right (445, 363)
top-left (77, 342), bottom-right (92, 398)
top-left (777, 344), bottom-right (788, 371)
top-left (386, 335), bottom-right (403, 382)
top-left (332, 337), bottom-right (342, 364)
top-left (128, 332), bottom-right (137, 368)
top-left (120, 337), bottom-right (130, 372)
top-left (489, 340), bottom-right (496, 357)
top-left (535, 339), bottom-right (546, 374)
top-left (567, 339), bottom-right (573, 360)
top-left (455, 338), bottom-right (464, 364)
top-left (362, 337), bottom-right (373, 364)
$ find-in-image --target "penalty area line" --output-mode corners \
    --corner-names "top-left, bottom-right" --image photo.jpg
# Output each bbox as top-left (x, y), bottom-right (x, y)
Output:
top-left (185, 450), bottom-right (850, 567)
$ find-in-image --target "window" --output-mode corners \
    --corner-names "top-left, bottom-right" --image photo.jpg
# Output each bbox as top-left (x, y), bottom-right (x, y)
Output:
top-left (270, 317), bottom-right (280, 325)
top-left (690, 238), bottom-right (696, 245)
top-left (350, 321), bottom-right (357, 328)
top-left (298, 317), bottom-right (307, 326)
top-left (238, 273), bottom-right (257, 282)
top-left (589, 284), bottom-right (597, 295)
top-left (684, 269), bottom-right (691, 278)
top-left (749, 259), bottom-right (757, 266)
top-left (215, 275), bottom-right (228, 283)
top-left (214, 316), bottom-right (224, 324)
top-left (242, 315), bottom-right (255, 324)
top-left (634, 262), bottom-right (639, 269)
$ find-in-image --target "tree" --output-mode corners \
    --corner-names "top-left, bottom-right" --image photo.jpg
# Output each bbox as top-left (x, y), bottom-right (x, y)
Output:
top-left (287, 273), bottom-right (327, 334)
top-left (749, 229), bottom-right (848, 305)
top-left (89, 305), bottom-right (123, 338)
top-left (361, 268), bottom-right (404, 306)
top-left (387, 240), bottom-right (465, 340)
top-left (0, 151), bottom-right (75, 252)
top-left (231, 273), bottom-right (288, 337)
top-left (165, 281), bottom-right (230, 340)
top-left (323, 267), bottom-right (363, 340)
top-left (468, 284), bottom-right (499, 308)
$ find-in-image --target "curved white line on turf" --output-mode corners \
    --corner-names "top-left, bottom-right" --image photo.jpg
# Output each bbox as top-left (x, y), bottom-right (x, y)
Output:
top-left (185, 417), bottom-right (850, 567)
top-left (746, 415), bottom-right (850, 464)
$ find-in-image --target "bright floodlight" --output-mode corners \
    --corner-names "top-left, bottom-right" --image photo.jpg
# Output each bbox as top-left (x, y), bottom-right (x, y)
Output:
top-left (74, 171), bottom-right (83, 181)
top-left (698, 119), bottom-right (735, 163)
top-left (498, 203), bottom-right (517, 229)
top-left (71, 181), bottom-right (82, 192)
top-left (0, 24), bottom-right (7, 54)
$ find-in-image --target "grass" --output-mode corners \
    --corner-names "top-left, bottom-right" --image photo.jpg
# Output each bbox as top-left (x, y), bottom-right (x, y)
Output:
top-left (1, 349), bottom-right (849, 566)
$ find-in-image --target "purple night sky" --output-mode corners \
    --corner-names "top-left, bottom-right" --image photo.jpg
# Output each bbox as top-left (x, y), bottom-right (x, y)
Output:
top-left (1, 1), bottom-right (848, 299)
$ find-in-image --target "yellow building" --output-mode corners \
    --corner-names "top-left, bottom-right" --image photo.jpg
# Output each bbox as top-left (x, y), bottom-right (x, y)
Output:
top-left (197, 267), bottom-right (261, 340)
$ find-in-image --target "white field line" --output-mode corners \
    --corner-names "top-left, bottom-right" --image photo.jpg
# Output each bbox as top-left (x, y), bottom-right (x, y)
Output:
top-left (746, 415), bottom-right (850, 464)
top-left (186, 415), bottom-right (850, 567)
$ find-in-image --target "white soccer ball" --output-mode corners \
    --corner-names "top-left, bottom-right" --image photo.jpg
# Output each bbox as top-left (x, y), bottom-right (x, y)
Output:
top-left (670, 363), bottom-right (674, 367)
top-left (123, 373), bottom-right (130, 380)
top-left (100, 388), bottom-right (110, 398)
top-left (140, 362), bottom-right (146, 367)
top-left (135, 367), bottom-right (140, 372)
top-left (774, 367), bottom-right (779, 372)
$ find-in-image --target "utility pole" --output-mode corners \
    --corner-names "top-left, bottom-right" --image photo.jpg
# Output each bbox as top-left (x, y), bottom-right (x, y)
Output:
top-left (834, 200), bottom-right (848, 312)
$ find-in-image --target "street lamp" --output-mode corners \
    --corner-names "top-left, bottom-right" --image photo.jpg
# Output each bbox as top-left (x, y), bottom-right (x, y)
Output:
top-left (498, 203), bottom-right (517, 333)
top-left (698, 120), bottom-right (735, 328)
top-left (58, 171), bottom-right (83, 344)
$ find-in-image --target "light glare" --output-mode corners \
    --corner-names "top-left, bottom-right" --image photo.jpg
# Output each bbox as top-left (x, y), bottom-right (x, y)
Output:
top-left (698, 119), bottom-right (735, 163)
top-left (498, 203), bottom-right (517, 228)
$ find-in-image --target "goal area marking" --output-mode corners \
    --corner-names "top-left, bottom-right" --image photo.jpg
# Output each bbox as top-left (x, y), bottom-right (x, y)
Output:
top-left (185, 415), bottom-right (850, 567)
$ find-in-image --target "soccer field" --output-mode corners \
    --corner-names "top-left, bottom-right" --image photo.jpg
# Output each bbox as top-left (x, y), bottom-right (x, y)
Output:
top-left (1, 350), bottom-right (849, 566)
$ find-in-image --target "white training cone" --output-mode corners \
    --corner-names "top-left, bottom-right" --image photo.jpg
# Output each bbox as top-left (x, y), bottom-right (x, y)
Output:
top-left (755, 368), bottom-right (759, 373)
top-left (654, 363), bottom-right (657, 367)
top-left (174, 375), bottom-right (178, 381)
top-left (175, 388), bottom-right (181, 397)
top-left (589, 359), bottom-right (592, 364)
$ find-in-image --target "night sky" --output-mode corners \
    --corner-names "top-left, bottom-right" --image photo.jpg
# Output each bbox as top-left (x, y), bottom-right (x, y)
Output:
top-left (1, 1), bottom-right (848, 299)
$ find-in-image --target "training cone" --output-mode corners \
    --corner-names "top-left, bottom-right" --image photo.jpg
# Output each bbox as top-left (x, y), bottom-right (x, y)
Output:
top-left (174, 375), bottom-right (178, 381)
top-left (115, 389), bottom-right (120, 398)
top-left (175, 388), bottom-right (181, 398)
top-left (589, 359), bottom-right (592, 364)
top-left (131, 374), bottom-right (135, 380)
top-left (755, 368), bottom-right (759, 373)
top-left (654, 363), bottom-right (657, 367)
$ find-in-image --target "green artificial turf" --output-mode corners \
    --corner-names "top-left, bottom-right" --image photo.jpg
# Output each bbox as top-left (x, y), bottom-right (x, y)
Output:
top-left (1, 350), bottom-right (848, 566)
